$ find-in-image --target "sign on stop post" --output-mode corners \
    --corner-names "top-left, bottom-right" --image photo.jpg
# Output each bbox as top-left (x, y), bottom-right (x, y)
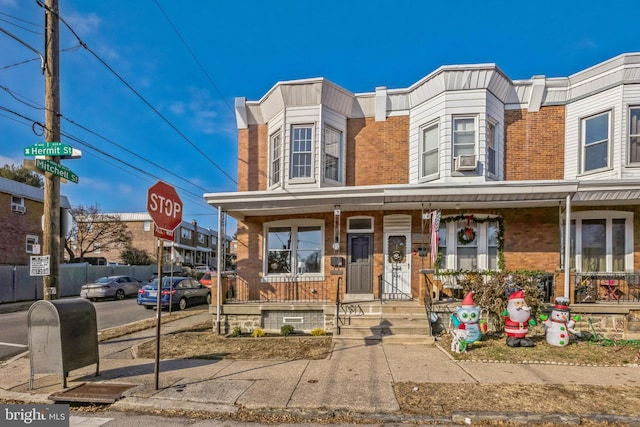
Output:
top-left (147, 181), bottom-right (183, 237)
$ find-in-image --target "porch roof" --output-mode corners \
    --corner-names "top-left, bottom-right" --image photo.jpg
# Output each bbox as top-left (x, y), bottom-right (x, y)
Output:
top-left (204, 180), bottom-right (594, 220)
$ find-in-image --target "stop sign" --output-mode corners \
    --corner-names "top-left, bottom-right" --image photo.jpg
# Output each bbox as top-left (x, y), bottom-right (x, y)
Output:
top-left (147, 181), bottom-right (183, 232)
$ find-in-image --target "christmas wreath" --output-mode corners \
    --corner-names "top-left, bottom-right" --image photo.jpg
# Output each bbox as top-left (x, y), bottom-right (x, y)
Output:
top-left (457, 227), bottom-right (476, 245)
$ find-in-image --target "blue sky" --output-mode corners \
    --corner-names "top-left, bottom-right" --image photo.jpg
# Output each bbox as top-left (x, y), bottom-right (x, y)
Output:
top-left (1, 0), bottom-right (638, 232)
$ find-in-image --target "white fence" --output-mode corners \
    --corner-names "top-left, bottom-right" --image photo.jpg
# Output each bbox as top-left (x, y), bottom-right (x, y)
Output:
top-left (0, 263), bottom-right (155, 304)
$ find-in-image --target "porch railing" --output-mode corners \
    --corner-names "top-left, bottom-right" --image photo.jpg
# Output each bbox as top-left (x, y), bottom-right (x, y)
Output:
top-left (378, 274), bottom-right (413, 301)
top-left (574, 272), bottom-right (640, 303)
top-left (223, 275), bottom-right (330, 303)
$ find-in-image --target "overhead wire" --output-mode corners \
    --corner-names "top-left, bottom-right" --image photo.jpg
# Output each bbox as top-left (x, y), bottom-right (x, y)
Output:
top-left (36, 0), bottom-right (237, 185)
top-left (0, 104), bottom-right (214, 210)
top-left (0, 84), bottom-right (211, 194)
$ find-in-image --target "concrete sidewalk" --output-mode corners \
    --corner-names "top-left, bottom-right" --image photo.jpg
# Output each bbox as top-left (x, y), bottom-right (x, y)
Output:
top-left (1, 310), bottom-right (640, 425)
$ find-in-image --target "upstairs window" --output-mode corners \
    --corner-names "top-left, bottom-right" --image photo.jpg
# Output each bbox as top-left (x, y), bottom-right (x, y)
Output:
top-left (290, 125), bottom-right (313, 179)
top-left (487, 121), bottom-right (497, 175)
top-left (582, 111), bottom-right (610, 172)
top-left (629, 107), bottom-right (640, 164)
top-left (453, 117), bottom-right (476, 158)
top-left (324, 126), bottom-right (342, 182)
top-left (270, 130), bottom-right (282, 186)
top-left (26, 235), bottom-right (39, 254)
top-left (181, 228), bottom-right (191, 239)
top-left (420, 122), bottom-right (439, 177)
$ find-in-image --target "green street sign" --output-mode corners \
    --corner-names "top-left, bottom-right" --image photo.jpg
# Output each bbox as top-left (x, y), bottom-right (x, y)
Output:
top-left (24, 142), bottom-right (73, 157)
top-left (35, 159), bottom-right (79, 184)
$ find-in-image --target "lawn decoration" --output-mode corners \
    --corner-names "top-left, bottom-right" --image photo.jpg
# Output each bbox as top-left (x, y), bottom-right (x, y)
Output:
top-left (502, 289), bottom-right (536, 347)
top-left (540, 297), bottom-right (580, 347)
top-left (451, 291), bottom-right (486, 350)
top-left (451, 328), bottom-right (469, 353)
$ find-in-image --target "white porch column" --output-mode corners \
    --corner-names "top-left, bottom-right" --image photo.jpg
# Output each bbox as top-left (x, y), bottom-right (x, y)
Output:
top-left (564, 194), bottom-right (571, 298)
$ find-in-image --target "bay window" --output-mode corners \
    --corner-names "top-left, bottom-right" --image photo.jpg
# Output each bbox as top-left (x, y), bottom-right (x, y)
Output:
top-left (270, 130), bottom-right (282, 186)
top-left (629, 107), bottom-right (640, 164)
top-left (324, 126), bottom-right (342, 182)
top-left (290, 125), bottom-right (313, 179)
top-left (453, 117), bottom-right (476, 158)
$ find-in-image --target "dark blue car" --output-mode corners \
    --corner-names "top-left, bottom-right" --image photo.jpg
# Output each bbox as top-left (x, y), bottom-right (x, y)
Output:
top-left (137, 276), bottom-right (211, 310)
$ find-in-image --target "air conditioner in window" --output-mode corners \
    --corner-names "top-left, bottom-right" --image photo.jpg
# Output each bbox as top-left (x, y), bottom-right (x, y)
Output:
top-left (455, 154), bottom-right (477, 171)
top-left (11, 204), bottom-right (26, 214)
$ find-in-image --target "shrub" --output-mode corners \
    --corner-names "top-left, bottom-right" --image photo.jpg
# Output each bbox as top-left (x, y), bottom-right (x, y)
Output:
top-left (231, 326), bottom-right (242, 337)
top-left (310, 327), bottom-right (326, 336)
top-left (280, 324), bottom-right (295, 336)
top-left (251, 328), bottom-right (266, 338)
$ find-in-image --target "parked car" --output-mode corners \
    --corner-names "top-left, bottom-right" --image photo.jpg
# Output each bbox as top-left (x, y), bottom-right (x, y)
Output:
top-left (199, 271), bottom-right (214, 287)
top-left (81, 276), bottom-right (143, 301)
top-left (137, 276), bottom-right (211, 310)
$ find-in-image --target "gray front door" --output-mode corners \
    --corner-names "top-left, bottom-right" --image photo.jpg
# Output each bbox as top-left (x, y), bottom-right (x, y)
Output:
top-left (347, 234), bottom-right (372, 294)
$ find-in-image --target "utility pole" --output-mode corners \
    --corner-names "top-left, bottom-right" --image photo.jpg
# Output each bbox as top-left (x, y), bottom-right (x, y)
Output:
top-left (43, 0), bottom-right (61, 300)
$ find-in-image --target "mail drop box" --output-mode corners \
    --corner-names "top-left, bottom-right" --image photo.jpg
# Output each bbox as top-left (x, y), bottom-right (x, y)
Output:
top-left (28, 298), bottom-right (99, 389)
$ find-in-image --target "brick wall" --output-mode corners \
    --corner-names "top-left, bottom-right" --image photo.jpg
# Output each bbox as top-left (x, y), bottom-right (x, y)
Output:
top-left (0, 194), bottom-right (45, 265)
top-left (237, 124), bottom-right (268, 192)
top-left (347, 116), bottom-right (409, 185)
top-left (504, 106), bottom-right (565, 181)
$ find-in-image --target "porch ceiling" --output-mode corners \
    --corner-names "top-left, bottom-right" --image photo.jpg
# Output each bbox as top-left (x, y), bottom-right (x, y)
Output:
top-left (204, 181), bottom-right (587, 220)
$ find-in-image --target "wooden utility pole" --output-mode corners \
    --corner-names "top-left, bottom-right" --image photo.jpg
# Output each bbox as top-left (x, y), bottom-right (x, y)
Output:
top-left (43, 0), bottom-right (61, 300)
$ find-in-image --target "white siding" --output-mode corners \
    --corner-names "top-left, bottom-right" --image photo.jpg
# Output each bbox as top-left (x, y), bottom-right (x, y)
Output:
top-left (486, 92), bottom-right (505, 180)
top-left (622, 84), bottom-right (640, 178)
top-left (565, 86), bottom-right (622, 180)
top-left (321, 106), bottom-right (347, 187)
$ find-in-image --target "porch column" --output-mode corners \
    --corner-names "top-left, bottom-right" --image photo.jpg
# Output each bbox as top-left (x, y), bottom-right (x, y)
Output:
top-left (216, 205), bottom-right (223, 334)
top-left (564, 194), bottom-right (571, 298)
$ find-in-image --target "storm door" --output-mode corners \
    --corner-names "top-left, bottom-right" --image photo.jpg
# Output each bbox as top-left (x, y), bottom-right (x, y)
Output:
top-left (383, 215), bottom-right (411, 299)
top-left (347, 234), bottom-right (372, 294)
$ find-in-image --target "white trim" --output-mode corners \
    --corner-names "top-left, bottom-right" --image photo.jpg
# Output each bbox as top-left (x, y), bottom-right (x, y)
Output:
top-left (263, 219), bottom-right (325, 277)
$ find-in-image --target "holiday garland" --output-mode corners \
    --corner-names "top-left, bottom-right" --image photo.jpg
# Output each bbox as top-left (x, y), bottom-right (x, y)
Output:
top-left (457, 227), bottom-right (476, 244)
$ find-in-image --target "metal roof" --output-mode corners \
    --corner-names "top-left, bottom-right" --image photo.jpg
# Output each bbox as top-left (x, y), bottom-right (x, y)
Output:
top-left (0, 176), bottom-right (71, 209)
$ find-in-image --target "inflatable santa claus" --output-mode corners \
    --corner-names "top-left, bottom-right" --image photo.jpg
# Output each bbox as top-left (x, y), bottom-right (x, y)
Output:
top-left (502, 289), bottom-right (536, 347)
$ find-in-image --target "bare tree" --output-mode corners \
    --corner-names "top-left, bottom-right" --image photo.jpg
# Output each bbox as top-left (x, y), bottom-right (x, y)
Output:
top-left (64, 204), bottom-right (132, 262)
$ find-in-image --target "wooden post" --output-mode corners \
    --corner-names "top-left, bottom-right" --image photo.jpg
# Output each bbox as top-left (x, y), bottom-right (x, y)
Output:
top-left (43, 0), bottom-right (61, 300)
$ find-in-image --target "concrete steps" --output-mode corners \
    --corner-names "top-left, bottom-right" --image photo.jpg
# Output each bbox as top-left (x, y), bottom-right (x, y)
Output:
top-left (333, 300), bottom-right (435, 345)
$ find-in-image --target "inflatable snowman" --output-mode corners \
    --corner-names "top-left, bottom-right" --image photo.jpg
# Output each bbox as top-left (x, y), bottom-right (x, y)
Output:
top-left (541, 297), bottom-right (580, 347)
top-left (451, 291), bottom-right (486, 351)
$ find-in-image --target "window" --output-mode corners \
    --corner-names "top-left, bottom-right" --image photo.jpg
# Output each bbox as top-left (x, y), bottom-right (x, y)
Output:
top-left (420, 122), bottom-right (439, 177)
top-left (582, 111), bottom-right (610, 172)
top-left (453, 117), bottom-right (476, 157)
top-left (266, 221), bottom-right (323, 276)
top-left (270, 130), bottom-right (282, 186)
top-left (93, 243), bottom-right (101, 253)
top-left (181, 228), bottom-right (191, 239)
top-left (26, 235), bottom-right (38, 254)
top-left (629, 107), bottom-right (640, 164)
top-left (437, 216), bottom-right (501, 271)
top-left (324, 126), bottom-right (342, 182)
top-left (143, 221), bottom-right (151, 232)
top-left (347, 217), bottom-right (374, 233)
top-left (290, 125), bottom-right (313, 179)
top-left (567, 211), bottom-right (632, 272)
top-left (198, 233), bottom-right (205, 244)
top-left (487, 121), bottom-right (497, 175)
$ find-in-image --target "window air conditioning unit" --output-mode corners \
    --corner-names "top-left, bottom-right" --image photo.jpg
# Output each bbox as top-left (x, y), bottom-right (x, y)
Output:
top-left (11, 204), bottom-right (26, 214)
top-left (455, 154), bottom-right (477, 171)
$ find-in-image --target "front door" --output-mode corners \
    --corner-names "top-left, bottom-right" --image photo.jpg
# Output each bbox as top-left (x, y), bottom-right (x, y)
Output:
top-left (347, 234), bottom-right (373, 294)
top-left (384, 234), bottom-right (411, 298)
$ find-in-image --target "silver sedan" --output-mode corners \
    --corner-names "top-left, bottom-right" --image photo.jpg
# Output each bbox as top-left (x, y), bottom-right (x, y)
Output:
top-left (81, 276), bottom-right (143, 301)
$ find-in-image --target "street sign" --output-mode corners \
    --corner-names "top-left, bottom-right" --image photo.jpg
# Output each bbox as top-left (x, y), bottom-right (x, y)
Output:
top-left (154, 226), bottom-right (175, 241)
top-left (30, 255), bottom-right (50, 276)
top-left (24, 142), bottom-right (73, 157)
top-left (147, 181), bottom-right (182, 240)
top-left (35, 159), bottom-right (79, 184)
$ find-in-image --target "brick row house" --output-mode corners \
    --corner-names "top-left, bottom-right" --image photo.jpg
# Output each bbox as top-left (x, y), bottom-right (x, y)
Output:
top-left (87, 213), bottom-right (229, 270)
top-left (204, 53), bottom-right (640, 335)
top-left (0, 176), bottom-right (71, 266)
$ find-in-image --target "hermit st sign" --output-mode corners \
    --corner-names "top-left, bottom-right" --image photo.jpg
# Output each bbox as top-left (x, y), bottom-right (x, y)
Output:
top-left (35, 159), bottom-right (79, 184)
top-left (24, 142), bottom-right (73, 157)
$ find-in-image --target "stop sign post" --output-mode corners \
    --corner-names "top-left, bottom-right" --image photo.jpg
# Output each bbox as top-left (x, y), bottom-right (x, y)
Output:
top-left (147, 181), bottom-right (183, 241)
top-left (147, 180), bottom-right (183, 391)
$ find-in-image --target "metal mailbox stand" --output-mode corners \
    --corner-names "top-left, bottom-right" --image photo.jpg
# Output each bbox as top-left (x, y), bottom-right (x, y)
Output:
top-left (28, 298), bottom-right (99, 389)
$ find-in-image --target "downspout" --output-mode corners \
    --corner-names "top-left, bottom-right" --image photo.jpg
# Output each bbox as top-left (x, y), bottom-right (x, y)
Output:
top-left (564, 194), bottom-right (571, 298)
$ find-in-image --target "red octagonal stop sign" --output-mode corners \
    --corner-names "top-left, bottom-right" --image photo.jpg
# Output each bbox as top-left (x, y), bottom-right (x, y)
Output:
top-left (147, 181), bottom-right (182, 240)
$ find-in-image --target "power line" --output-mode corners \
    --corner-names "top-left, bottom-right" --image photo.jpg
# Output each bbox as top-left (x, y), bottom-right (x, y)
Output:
top-left (0, 84), bottom-right (212, 193)
top-left (36, 0), bottom-right (237, 185)
top-left (0, 104), bottom-right (214, 208)
top-left (152, 0), bottom-right (234, 115)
